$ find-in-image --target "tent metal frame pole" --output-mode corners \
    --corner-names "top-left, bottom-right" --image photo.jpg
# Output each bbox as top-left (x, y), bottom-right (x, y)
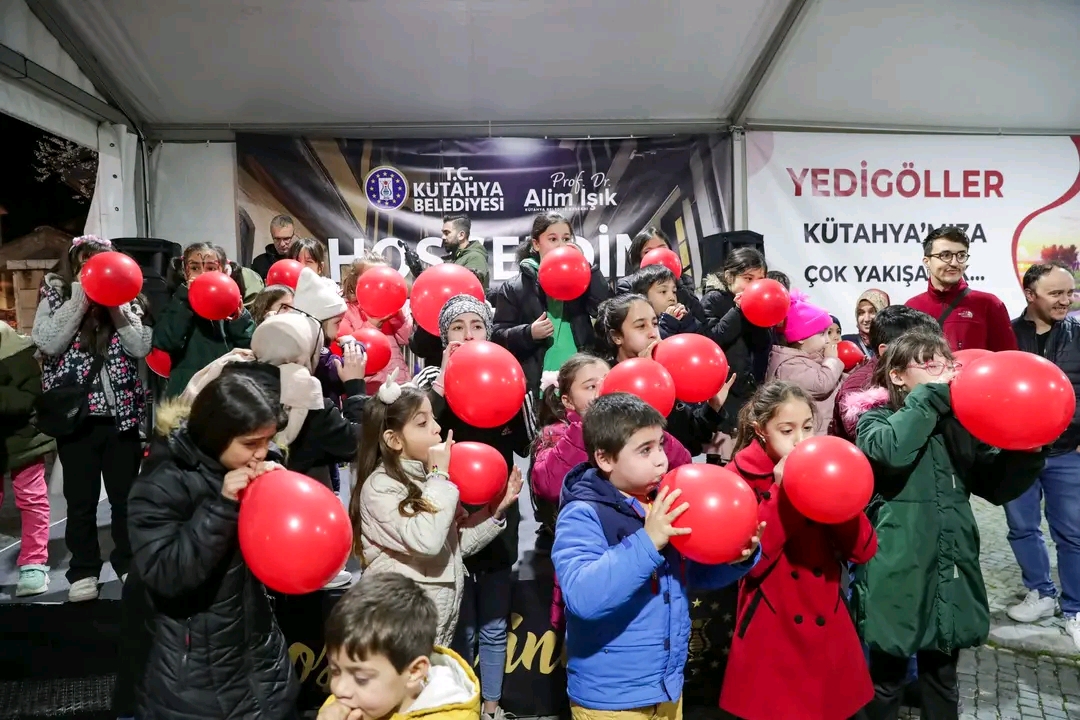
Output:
top-left (0, 42), bottom-right (128, 127)
top-left (728, 0), bottom-right (815, 125)
top-left (24, 0), bottom-right (146, 133)
top-left (745, 119), bottom-right (1080, 136)
top-left (143, 118), bottom-right (733, 142)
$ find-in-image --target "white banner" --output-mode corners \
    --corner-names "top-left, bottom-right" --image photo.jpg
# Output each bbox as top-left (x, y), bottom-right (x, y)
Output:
top-left (747, 132), bottom-right (1080, 321)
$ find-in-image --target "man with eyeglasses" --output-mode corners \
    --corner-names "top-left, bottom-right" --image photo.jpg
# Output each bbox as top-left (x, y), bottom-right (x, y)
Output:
top-left (905, 225), bottom-right (1017, 352)
top-left (251, 214), bottom-right (297, 280)
top-left (1003, 262), bottom-right (1080, 650)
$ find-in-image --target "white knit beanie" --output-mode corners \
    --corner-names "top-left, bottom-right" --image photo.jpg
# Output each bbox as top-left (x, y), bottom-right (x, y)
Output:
top-left (291, 267), bottom-right (347, 322)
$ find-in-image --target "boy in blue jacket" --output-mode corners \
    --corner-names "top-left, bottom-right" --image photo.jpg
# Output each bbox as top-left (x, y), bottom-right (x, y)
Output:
top-left (552, 392), bottom-right (761, 720)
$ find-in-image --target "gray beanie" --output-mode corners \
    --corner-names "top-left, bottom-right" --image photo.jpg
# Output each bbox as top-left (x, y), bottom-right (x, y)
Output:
top-left (438, 294), bottom-right (492, 346)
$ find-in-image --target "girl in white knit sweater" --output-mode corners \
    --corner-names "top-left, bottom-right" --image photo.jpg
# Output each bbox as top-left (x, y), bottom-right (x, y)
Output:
top-left (350, 372), bottom-right (523, 645)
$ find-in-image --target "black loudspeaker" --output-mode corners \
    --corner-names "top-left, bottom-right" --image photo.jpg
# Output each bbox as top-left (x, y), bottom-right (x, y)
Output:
top-left (110, 238), bottom-right (182, 322)
top-left (699, 230), bottom-right (765, 277)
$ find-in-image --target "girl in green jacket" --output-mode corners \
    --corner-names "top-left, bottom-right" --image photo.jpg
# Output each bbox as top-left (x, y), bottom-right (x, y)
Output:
top-left (847, 331), bottom-right (1045, 720)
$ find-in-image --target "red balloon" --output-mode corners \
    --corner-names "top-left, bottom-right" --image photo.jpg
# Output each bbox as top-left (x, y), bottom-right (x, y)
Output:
top-left (653, 334), bottom-right (729, 403)
top-left (953, 348), bottom-right (992, 376)
top-left (355, 266), bottom-right (408, 319)
top-left (79, 252), bottom-right (143, 307)
top-left (444, 341), bottom-right (527, 428)
top-left (145, 348), bottom-right (171, 378)
top-left (640, 247), bottom-right (682, 279)
top-left (188, 272), bottom-right (242, 321)
top-left (538, 246), bottom-right (592, 301)
top-left (740, 279), bottom-right (790, 328)
top-left (265, 259), bottom-right (304, 289)
top-left (448, 442), bottom-right (508, 504)
top-left (411, 264), bottom-right (486, 335)
top-left (836, 340), bottom-right (865, 371)
top-left (349, 326), bottom-right (392, 375)
top-left (783, 436), bottom-right (874, 524)
top-left (329, 341), bottom-right (343, 357)
top-left (660, 464), bottom-right (759, 564)
top-left (951, 350), bottom-right (1075, 450)
top-left (599, 358), bottom-right (677, 416)
top-left (238, 469), bottom-right (353, 594)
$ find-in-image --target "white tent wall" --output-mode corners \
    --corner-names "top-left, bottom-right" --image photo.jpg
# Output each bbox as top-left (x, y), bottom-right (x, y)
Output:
top-left (0, 0), bottom-right (103, 147)
top-left (149, 142), bottom-right (239, 257)
top-left (83, 122), bottom-right (138, 239)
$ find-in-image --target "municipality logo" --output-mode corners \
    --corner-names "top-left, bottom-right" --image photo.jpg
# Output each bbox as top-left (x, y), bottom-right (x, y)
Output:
top-left (365, 166), bottom-right (409, 211)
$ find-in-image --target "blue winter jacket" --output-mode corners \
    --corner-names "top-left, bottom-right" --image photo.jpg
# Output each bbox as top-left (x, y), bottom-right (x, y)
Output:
top-left (552, 463), bottom-right (759, 710)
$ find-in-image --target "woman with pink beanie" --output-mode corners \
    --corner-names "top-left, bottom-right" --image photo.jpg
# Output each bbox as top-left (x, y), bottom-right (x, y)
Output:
top-left (767, 291), bottom-right (846, 435)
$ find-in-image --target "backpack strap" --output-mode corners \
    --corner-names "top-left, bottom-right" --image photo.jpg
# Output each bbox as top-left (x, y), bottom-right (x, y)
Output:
top-left (937, 287), bottom-right (971, 327)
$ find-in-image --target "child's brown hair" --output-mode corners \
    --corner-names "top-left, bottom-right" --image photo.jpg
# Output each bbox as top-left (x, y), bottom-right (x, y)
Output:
top-left (340, 251), bottom-right (390, 303)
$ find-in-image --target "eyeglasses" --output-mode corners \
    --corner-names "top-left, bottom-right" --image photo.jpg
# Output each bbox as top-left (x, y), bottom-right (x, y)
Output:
top-left (927, 251), bottom-right (969, 265)
top-left (272, 234), bottom-right (295, 244)
top-left (907, 361), bottom-right (961, 376)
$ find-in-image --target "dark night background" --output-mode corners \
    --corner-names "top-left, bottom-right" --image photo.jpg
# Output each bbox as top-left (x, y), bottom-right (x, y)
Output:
top-left (0, 113), bottom-right (94, 242)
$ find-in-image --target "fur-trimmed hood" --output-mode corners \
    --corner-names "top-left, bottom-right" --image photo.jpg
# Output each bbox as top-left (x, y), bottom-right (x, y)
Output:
top-left (154, 396), bottom-right (192, 437)
top-left (841, 386), bottom-right (890, 430)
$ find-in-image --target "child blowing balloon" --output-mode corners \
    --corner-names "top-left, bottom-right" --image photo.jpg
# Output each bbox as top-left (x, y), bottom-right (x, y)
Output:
top-left (594, 294), bottom-right (733, 456)
top-left (530, 352), bottom-right (693, 633)
top-left (350, 372), bottom-right (524, 646)
top-left (126, 373), bottom-right (297, 719)
top-left (765, 290), bottom-right (844, 435)
top-left (720, 381), bottom-right (876, 720)
top-left (627, 264), bottom-right (702, 338)
top-left (847, 332), bottom-right (1046, 718)
top-left (552, 393), bottom-right (760, 720)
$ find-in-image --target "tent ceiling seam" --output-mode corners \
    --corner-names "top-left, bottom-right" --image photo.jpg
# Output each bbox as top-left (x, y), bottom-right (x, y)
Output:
top-left (729, 0), bottom-right (816, 125)
top-left (0, 42), bottom-right (128, 127)
top-left (745, 119), bottom-right (1080, 136)
top-left (24, 0), bottom-right (146, 132)
top-left (143, 118), bottom-right (734, 142)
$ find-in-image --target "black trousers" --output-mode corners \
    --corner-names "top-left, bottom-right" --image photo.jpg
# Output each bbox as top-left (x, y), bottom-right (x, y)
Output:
top-left (866, 649), bottom-right (959, 720)
top-left (57, 418), bottom-right (142, 583)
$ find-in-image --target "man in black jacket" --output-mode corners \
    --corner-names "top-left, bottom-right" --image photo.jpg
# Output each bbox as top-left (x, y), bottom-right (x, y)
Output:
top-left (251, 215), bottom-right (296, 280)
top-left (1005, 261), bottom-right (1080, 651)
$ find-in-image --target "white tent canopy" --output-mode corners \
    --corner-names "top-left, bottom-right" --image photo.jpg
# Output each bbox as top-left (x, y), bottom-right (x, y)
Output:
top-left (3, 0), bottom-right (1079, 246)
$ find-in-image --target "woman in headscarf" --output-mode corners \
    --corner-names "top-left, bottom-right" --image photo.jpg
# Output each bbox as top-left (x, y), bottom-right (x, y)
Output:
top-left (842, 289), bottom-right (890, 357)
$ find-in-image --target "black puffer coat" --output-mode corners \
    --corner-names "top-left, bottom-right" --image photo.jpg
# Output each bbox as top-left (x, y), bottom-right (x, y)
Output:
top-left (492, 260), bottom-right (608, 392)
top-left (700, 288), bottom-right (773, 434)
top-left (127, 412), bottom-right (298, 720)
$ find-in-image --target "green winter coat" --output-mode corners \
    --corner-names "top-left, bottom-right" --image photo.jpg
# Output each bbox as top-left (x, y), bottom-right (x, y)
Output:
top-left (153, 284), bottom-right (255, 397)
top-left (850, 382), bottom-right (1046, 657)
top-left (448, 240), bottom-right (490, 289)
top-left (0, 325), bottom-right (56, 470)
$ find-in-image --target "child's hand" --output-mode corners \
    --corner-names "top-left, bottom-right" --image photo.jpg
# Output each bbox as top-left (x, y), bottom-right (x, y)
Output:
top-left (440, 341), bottom-right (464, 375)
top-left (317, 700), bottom-right (364, 720)
top-left (638, 340), bottom-right (659, 358)
top-left (707, 373), bottom-right (737, 411)
top-left (333, 343), bottom-right (368, 383)
top-left (255, 461), bottom-right (283, 476)
top-left (428, 429), bottom-right (454, 473)
top-left (740, 521), bottom-right (767, 561)
top-left (664, 304), bottom-right (687, 320)
top-left (644, 486), bottom-right (691, 551)
top-left (221, 466), bottom-right (256, 502)
top-left (773, 455), bottom-right (787, 486)
top-left (491, 466), bottom-right (524, 517)
top-left (531, 312), bottom-right (554, 340)
top-left (824, 342), bottom-right (839, 359)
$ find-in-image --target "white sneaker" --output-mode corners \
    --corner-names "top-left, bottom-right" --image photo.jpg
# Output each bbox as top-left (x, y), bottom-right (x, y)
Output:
top-left (68, 577), bottom-right (100, 603)
top-left (1007, 589), bottom-right (1057, 623)
top-left (1065, 613), bottom-right (1080, 651)
top-left (324, 570), bottom-right (353, 590)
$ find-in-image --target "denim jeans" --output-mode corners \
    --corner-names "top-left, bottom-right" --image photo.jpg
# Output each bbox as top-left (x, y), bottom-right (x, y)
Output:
top-left (1004, 451), bottom-right (1080, 615)
top-left (453, 568), bottom-right (513, 703)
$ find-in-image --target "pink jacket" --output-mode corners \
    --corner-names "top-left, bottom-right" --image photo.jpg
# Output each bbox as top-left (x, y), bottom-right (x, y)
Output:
top-left (533, 411), bottom-right (694, 632)
top-left (531, 411), bottom-right (694, 504)
top-left (338, 303), bottom-right (413, 384)
top-left (766, 346), bottom-right (845, 436)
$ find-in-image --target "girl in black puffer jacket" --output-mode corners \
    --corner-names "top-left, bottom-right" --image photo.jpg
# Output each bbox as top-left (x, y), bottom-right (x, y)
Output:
top-left (492, 212), bottom-right (609, 394)
top-left (700, 247), bottom-right (773, 444)
top-left (127, 373), bottom-right (299, 720)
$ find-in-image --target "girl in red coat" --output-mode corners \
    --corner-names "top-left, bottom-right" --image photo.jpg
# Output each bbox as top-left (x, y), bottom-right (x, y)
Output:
top-left (720, 380), bottom-right (877, 720)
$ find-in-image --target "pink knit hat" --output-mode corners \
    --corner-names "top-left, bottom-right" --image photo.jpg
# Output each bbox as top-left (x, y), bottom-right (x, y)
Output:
top-left (782, 290), bottom-right (833, 343)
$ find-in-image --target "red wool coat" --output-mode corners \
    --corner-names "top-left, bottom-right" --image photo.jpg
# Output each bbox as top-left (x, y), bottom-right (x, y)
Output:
top-left (720, 441), bottom-right (877, 720)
